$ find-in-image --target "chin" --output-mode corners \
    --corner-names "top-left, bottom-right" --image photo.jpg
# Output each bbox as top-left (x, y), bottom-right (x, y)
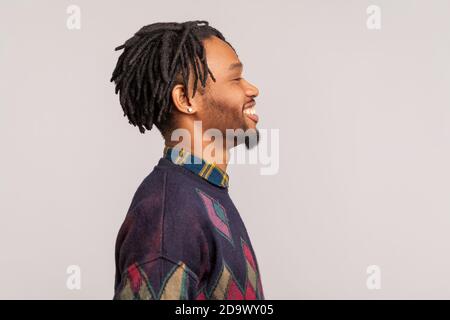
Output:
top-left (244, 128), bottom-right (260, 150)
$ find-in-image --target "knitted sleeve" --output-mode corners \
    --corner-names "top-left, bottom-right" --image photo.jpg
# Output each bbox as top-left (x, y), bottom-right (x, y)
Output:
top-left (114, 256), bottom-right (203, 300)
top-left (113, 192), bottom-right (212, 300)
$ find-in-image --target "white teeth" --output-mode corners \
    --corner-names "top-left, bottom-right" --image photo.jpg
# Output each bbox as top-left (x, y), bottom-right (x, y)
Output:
top-left (244, 107), bottom-right (256, 115)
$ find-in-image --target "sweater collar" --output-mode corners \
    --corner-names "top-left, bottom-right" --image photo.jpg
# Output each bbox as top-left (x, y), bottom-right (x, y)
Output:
top-left (163, 146), bottom-right (229, 189)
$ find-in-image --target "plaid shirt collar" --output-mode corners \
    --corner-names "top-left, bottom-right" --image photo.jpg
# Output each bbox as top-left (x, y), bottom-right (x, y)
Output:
top-left (163, 146), bottom-right (229, 189)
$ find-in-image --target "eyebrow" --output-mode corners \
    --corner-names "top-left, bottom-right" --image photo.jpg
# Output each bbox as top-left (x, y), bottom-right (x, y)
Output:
top-left (228, 62), bottom-right (243, 72)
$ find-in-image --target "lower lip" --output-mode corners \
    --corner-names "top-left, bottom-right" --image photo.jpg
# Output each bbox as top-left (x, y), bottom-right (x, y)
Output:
top-left (245, 113), bottom-right (259, 123)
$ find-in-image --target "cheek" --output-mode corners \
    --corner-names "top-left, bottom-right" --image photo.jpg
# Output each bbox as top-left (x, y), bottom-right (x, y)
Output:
top-left (211, 84), bottom-right (245, 110)
top-left (226, 85), bottom-right (247, 108)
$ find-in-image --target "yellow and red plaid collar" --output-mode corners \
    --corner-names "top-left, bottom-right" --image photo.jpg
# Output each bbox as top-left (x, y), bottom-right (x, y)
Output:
top-left (163, 146), bottom-right (229, 188)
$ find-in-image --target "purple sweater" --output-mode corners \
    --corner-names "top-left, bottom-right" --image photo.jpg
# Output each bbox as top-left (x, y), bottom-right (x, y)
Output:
top-left (113, 146), bottom-right (265, 300)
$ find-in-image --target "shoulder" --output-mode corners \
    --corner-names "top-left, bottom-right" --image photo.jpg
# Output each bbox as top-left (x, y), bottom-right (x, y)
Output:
top-left (115, 162), bottom-right (230, 285)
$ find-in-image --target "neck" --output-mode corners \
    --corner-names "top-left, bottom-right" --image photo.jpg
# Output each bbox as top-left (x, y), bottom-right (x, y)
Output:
top-left (165, 139), bottom-right (230, 172)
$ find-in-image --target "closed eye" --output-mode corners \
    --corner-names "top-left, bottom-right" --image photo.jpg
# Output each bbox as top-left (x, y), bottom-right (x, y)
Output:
top-left (233, 77), bottom-right (242, 81)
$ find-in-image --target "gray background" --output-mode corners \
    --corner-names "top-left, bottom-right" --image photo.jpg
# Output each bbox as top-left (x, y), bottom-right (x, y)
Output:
top-left (1, 0), bottom-right (449, 299)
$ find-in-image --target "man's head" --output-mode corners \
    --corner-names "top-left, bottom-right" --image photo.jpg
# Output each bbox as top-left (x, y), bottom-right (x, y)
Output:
top-left (111, 20), bottom-right (260, 149)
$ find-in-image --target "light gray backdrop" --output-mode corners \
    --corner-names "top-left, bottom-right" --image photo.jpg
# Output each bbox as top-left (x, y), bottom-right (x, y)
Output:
top-left (1, 0), bottom-right (449, 299)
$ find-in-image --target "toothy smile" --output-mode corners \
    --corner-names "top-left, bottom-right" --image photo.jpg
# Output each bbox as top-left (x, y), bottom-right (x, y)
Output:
top-left (243, 104), bottom-right (259, 123)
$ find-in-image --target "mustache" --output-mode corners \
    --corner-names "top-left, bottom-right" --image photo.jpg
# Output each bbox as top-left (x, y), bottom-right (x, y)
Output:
top-left (243, 99), bottom-right (256, 110)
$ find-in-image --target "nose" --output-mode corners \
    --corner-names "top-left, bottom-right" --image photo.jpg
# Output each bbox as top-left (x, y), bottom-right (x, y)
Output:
top-left (244, 79), bottom-right (259, 98)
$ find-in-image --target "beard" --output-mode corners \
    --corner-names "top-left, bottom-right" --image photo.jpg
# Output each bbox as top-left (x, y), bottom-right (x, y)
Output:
top-left (202, 93), bottom-right (261, 150)
top-left (244, 128), bottom-right (260, 150)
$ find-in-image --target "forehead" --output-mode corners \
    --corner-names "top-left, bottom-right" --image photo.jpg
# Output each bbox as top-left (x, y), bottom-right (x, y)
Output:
top-left (202, 36), bottom-right (240, 76)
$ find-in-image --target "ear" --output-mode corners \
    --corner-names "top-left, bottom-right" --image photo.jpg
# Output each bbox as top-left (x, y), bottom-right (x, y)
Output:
top-left (171, 84), bottom-right (198, 115)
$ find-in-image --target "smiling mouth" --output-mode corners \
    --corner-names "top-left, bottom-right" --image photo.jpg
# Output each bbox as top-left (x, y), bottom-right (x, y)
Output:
top-left (243, 102), bottom-right (259, 123)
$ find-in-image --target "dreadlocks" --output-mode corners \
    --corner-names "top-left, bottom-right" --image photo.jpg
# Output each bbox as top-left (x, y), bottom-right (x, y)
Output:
top-left (110, 20), bottom-right (235, 136)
